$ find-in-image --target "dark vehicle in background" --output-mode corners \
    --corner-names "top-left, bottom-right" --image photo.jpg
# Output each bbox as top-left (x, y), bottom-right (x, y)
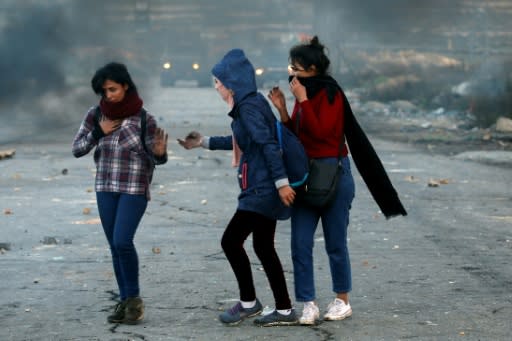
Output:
top-left (160, 54), bottom-right (212, 87)
top-left (159, 28), bottom-right (216, 88)
top-left (159, 52), bottom-right (289, 88)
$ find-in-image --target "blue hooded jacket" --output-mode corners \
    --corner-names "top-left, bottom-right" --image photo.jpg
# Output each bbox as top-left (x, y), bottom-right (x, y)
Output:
top-left (209, 49), bottom-right (290, 220)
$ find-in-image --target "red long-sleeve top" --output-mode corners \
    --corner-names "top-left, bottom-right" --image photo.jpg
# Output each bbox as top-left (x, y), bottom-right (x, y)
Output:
top-left (285, 88), bottom-right (348, 159)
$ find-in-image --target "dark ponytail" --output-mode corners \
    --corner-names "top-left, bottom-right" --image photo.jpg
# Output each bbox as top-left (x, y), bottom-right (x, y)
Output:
top-left (289, 35), bottom-right (331, 75)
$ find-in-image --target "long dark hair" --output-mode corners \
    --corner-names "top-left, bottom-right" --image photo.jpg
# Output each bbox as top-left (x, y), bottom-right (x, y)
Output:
top-left (91, 62), bottom-right (138, 96)
top-left (289, 36), bottom-right (331, 76)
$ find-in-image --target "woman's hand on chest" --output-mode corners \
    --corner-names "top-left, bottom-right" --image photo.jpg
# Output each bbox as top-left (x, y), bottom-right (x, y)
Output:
top-left (99, 116), bottom-right (122, 135)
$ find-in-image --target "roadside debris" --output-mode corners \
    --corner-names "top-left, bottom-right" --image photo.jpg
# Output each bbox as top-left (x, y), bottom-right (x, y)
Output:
top-left (41, 236), bottom-right (72, 245)
top-left (404, 175), bottom-right (419, 183)
top-left (72, 218), bottom-right (101, 225)
top-left (496, 117), bottom-right (512, 133)
top-left (0, 149), bottom-right (15, 160)
top-left (428, 178), bottom-right (450, 187)
top-left (0, 242), bottom-right (12, 252)
top-left (42, 236), bottom-right (58, 245)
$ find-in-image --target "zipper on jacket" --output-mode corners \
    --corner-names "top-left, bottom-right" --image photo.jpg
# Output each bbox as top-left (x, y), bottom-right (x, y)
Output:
top-left (241, 162), bottom-right (248, 190)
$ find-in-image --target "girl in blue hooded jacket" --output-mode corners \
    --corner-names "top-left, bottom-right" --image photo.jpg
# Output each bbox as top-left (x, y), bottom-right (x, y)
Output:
top-left (178, 49), bottom-right (299, 327)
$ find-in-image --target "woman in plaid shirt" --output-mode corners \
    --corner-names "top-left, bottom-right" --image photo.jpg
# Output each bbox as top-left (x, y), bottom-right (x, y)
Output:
top-left (72, 62), bottom-right (168, 324)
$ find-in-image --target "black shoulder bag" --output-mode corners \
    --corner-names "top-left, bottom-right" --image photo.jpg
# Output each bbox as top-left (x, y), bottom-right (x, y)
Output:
top-left (295, 108), bottom-right (343, 208)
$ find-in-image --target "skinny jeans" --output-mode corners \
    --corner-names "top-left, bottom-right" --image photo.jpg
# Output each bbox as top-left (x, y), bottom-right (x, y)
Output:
top-left (96, 192), bottom-right (147, 300)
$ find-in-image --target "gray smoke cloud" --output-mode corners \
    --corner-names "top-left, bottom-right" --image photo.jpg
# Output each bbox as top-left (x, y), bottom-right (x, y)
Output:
top-left (0, 4), bottom-right (69, 103)
top-left (1, 0), bottom-right (508, 143)
top-left (0, 1), bottom-right (139, 143)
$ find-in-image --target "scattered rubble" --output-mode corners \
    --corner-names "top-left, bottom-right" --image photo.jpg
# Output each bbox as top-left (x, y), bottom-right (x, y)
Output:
top-left (428, 178), bottom-right (451, 187)
top-left (0, 149), bottom-right (15, 160)
top-left (41, 236), bottom-right (72, 245)
top-left (496, 117), bottom-right (512, 133)
top-left (0, 242), bottom-right (12, 251)
top-left (348, 89), bottom-right (512, 159)
top-left (42, 236), bottom-right (58, 245)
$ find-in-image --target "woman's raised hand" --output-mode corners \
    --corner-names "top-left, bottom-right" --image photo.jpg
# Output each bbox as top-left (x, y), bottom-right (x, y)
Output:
top-left (152, 127), bottom-right (168, 156)
top-left (268, 87), bottom-right (290, 123)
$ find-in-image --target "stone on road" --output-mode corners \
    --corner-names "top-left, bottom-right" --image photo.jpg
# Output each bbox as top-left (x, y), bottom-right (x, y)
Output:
top-left (1, 87), bottom-right (511, 340)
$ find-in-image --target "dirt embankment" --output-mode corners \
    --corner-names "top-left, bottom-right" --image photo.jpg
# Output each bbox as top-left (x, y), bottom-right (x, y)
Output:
top-left (337, 50), bottom-right (512, 156)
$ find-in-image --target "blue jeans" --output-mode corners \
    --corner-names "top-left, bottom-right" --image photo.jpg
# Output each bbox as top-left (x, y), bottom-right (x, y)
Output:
top-left (291, 157), bottom-right (355, 302)
top-left (96, 192), bottom-right (147, 300)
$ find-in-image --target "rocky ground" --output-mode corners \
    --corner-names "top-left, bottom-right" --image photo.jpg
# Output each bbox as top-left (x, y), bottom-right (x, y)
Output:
top-left (1, 87), bottom-right (511, 340)
top-left (346, 91), bottom-right (512, 159)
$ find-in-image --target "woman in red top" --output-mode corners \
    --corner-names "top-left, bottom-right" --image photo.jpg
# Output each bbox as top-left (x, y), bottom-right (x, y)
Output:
top-left (268, 36), bottom-right (355, 325)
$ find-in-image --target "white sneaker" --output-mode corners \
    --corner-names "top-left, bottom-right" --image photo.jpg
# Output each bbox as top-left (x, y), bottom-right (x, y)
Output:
top-left (324, 298), bottom-right (352, 321)
top-left (299, 301), bottom-right (320, 325)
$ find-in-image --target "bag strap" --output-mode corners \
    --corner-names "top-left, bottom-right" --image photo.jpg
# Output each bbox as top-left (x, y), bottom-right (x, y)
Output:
top-left (94, 105), bottom-right (101, 124)
top-left (95, 106), bottom-right (149, 154)
top-left (276, 120), bottom-right (309, 187)
top-left (276, 120), bottom-right (283, 150)
top-left (139, 108), bottom-right (149, 154)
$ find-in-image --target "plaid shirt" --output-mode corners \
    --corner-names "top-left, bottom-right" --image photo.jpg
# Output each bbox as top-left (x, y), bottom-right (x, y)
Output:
top-left (72, 106), bottom-right (167, 200)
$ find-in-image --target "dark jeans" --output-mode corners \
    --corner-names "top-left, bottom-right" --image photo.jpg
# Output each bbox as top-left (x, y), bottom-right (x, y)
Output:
top-left (221, 210), bottom-right (292, 310)
top-left (291, 156), bottom-right (355, 302)
top-left (96, 192), bottom-right (147, 300)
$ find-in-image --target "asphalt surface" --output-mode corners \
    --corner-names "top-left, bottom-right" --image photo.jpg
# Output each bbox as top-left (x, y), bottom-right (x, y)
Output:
top-left (1, 86), bottom-right (511, 340)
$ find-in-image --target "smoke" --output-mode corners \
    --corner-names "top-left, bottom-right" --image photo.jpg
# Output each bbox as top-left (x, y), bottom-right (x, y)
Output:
top-left (1, 0), bottom-right (509, 143)
top-left (0, 4), bottom-right (70, 103)
top-left (0, 1), bottom-right (143, 143)
top-left (0, 2), bottom-right (94, 139)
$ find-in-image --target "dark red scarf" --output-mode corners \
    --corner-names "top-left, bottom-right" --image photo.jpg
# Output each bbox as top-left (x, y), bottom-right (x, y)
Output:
top-left (99, 91), bottom-right (143, 120)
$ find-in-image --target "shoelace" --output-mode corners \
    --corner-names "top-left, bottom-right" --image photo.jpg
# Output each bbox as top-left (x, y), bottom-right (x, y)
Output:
top-left (228, 302), bottom-right (243, 315)
top-left (114, 303), bottom-right (124, 312)
top-left (328, 300), bottom-right (345, 312)
top-left (303, 304), bottom-right (317, 318)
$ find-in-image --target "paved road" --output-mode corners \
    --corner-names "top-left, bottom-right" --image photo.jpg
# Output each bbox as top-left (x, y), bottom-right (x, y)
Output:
top-left (1, 87), bottom-right (511, 340)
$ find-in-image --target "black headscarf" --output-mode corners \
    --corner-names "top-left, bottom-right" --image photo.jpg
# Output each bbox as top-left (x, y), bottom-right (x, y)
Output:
top-left (291, 74), bottom-right (407, 218)
top-left (289, 75), bottom-right (339, 104)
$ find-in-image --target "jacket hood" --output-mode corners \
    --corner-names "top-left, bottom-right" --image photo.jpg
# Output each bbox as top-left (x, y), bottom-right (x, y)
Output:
top-left (211, 49), bottom-right (257, 103)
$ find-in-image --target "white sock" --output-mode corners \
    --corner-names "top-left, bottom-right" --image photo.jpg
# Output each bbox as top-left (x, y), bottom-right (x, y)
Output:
top-left (277, 309), bottom-right (291, 315)
top-left (241, 300), bottom-right (256, 309)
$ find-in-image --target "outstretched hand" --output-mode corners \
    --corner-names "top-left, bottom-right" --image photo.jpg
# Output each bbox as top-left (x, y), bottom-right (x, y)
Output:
top-left (177, 131), bottom-right (203, 149)
top-left (152, 127), bottom-right (168, 156)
